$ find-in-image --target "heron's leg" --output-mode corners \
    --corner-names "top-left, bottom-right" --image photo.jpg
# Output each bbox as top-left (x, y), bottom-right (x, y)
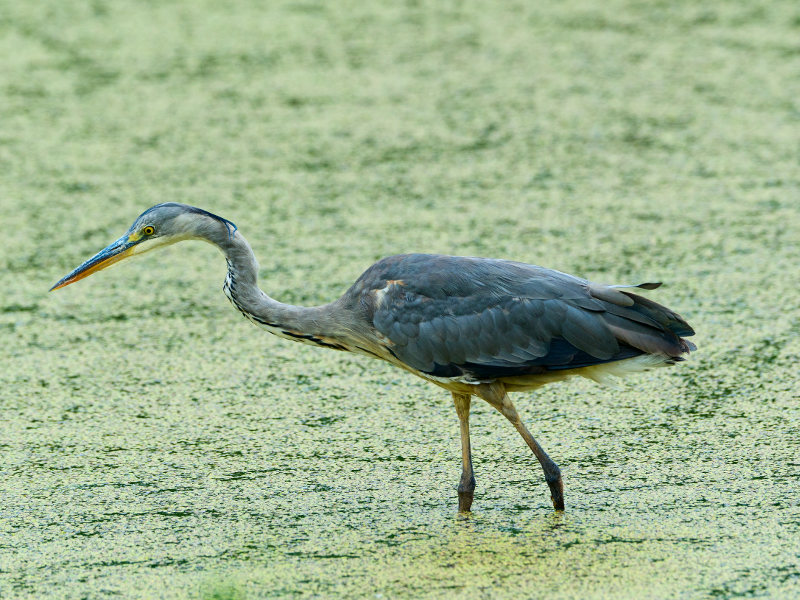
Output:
top-left (452, 392), bottom-right (476, 512)
top-left (478, 384), bottom-right (565, 511)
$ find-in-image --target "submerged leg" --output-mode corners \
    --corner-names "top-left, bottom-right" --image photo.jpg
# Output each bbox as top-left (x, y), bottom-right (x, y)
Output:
top-left (478, 384), bottom-right (565, 511)
top-left (452, 392), bottom-right (476, 512)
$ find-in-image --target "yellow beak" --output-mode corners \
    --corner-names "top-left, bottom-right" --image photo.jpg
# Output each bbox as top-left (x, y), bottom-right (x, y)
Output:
top-left (50, 235), bottom-right (137, 291)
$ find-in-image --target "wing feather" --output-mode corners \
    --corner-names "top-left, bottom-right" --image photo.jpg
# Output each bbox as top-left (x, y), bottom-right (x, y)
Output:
top-left (358, 254), bottom-right (694, 381)
top-left (562, 305), bottom-right (619, 360)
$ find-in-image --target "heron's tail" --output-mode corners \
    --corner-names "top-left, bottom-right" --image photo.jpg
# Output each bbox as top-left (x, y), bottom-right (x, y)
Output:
top-left (589, 283), bottom-right (696, 359)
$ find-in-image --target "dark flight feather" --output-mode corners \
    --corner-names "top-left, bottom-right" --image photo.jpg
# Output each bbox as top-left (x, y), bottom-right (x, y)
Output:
top-left (353, 254), bottom-right (694, 382)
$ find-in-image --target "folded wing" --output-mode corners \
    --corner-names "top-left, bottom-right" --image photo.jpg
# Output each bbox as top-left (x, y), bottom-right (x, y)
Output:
top-left (360, 254), bottom-right (694, 382)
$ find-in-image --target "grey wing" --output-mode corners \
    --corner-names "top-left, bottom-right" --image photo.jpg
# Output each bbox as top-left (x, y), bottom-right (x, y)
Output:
top-left (363, 254), bottom-right (694, 382)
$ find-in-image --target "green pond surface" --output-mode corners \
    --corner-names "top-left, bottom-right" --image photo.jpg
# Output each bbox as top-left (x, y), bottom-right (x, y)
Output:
top-left (1, 1), bottom-right (799, 598)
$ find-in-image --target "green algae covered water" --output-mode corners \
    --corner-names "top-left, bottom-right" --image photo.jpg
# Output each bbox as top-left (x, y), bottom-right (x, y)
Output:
top-left (1, 1), bottom-right (799, 597)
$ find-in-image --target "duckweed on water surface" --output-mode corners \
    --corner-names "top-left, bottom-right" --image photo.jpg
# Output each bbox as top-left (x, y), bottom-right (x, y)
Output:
top-left (1, 1), bottom-right (799, 598)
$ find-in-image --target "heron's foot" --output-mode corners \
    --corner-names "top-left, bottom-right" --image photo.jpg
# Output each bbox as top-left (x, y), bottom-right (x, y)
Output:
top-left (457, 474), bottom-right (476, 512)
top-left (547, 475), bottom-right (565, 511)
top-left (458, 491), bottom-right (474, 512)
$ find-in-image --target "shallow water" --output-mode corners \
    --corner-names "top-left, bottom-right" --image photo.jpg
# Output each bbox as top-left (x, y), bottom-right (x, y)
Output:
top-left (2, 1), bottom-right (799, 598)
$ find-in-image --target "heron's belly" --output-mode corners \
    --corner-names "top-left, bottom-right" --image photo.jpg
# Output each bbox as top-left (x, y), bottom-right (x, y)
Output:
top-left (416, 353), bottom-right (673, 395)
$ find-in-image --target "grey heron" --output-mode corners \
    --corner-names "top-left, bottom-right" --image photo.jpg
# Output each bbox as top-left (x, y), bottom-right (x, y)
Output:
top-left (51, 203), bottom-right (696, 511)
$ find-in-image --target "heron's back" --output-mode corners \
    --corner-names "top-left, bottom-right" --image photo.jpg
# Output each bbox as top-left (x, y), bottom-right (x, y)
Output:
top-left (344, 254), bottom-right (694, 386)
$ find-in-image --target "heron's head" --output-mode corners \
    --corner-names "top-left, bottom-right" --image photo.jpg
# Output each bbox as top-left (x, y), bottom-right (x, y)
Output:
top-left (50, 203), bottom-right (237, 291)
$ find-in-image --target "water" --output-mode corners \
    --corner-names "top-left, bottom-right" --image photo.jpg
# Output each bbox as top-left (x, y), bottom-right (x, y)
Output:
top-left (1, 1), bottom-right (799, 597)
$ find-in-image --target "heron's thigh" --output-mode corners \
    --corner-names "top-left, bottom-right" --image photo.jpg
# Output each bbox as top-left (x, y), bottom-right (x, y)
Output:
top-left (474, 383), bottom-right (518, 420)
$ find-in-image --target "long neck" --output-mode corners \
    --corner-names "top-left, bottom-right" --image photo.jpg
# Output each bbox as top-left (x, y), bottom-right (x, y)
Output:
top-left (215, 229), bottom-right (346, 346)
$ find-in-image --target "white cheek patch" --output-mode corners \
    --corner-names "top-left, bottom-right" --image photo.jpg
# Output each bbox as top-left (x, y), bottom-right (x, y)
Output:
top-left (130, 236), bottom-right (172, 255)
top-left (130, 234), bottom-right (191, 256)
top-left (171, 212), bottom-right (202, 235)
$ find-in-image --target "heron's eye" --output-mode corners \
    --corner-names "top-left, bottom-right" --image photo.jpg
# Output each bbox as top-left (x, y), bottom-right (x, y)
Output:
top-left (143, 226), bottom-right (155, 236)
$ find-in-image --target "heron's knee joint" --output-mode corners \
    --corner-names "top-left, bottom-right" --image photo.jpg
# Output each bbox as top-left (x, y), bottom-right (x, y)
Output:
top-left (545, 467), bottom-right (562, 484)
top-left (458, 475), bottom-right (476, 493)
